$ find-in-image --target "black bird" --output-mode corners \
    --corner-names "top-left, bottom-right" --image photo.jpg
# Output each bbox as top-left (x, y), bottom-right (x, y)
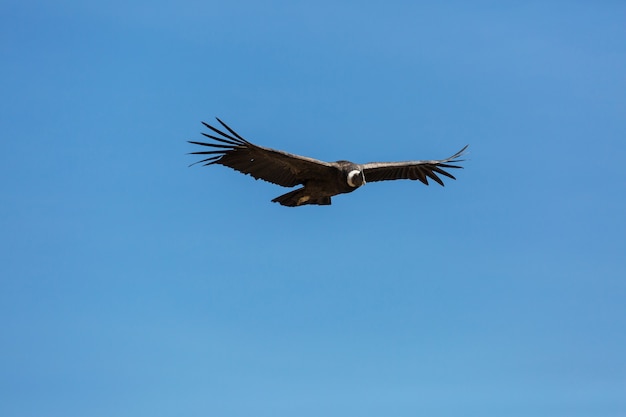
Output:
top-left (189, 118), bottom-right (467, 207)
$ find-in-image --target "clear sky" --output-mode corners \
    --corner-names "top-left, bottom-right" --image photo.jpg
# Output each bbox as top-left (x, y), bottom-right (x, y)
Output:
top-left (2, 1), bottom-right (625, 416)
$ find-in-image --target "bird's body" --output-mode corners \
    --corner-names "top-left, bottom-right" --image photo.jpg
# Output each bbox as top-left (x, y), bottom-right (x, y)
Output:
top-left (189, 118), bottom-right (467, 207)
top-left (270, 160), bottom-right (365, 206)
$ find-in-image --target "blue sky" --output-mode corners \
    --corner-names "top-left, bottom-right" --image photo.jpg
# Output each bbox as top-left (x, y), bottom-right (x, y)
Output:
top-left (2, 1), bottom-right (625, 416)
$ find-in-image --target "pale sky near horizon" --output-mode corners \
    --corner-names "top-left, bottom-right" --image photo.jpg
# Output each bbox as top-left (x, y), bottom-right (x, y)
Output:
top-left (2, 1), bottom-right (625, 416)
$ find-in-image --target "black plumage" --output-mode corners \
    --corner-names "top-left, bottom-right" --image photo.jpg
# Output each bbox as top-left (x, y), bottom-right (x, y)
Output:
top-left (189, 118), bottom-right (467, 207)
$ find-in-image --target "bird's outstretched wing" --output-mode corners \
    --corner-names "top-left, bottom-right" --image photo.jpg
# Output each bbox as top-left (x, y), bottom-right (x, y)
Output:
top-left (188, 118), bottom-right (333, 187)
top-left (360, 145), bottom-right (468, 186)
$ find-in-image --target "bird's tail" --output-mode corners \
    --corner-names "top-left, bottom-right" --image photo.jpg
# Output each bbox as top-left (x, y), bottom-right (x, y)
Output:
top-left (272, 188), bottom-right (331, 207)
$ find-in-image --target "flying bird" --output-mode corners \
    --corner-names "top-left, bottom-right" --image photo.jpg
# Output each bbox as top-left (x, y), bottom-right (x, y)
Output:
top-left (189, 118), bottom-right (467, 207)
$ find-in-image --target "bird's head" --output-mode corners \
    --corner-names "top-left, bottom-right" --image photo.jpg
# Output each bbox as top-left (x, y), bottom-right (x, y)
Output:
top-left (347, 169), bottom-right (366, 188)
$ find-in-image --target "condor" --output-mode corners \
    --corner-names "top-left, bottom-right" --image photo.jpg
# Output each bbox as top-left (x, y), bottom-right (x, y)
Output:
top-left (189, 118), bottom-right (467, 207)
